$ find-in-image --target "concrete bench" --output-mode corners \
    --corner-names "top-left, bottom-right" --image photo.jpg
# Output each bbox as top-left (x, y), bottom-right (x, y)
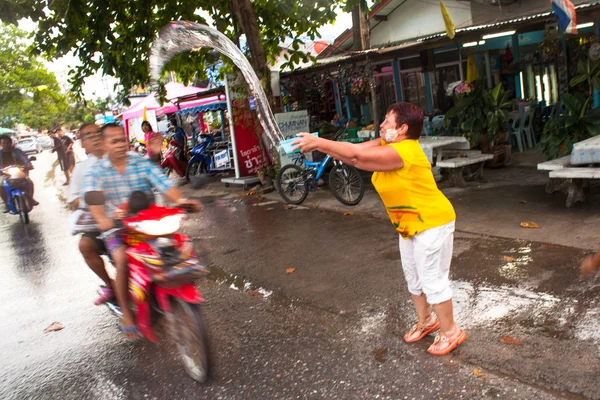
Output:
top-left (437, 154), bottom-right (494, 188)
top-left (440, 149), bottom-right (482, 158)
top-left (547, 167), bottom-right (600, 208)
top-left (537, 156), bottom-right (572, 171)
top-left (537, 156), bottom-right (599, 207)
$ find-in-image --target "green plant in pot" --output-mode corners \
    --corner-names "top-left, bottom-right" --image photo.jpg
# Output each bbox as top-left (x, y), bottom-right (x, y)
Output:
top-left (537, 92), bottom-right (600, 159)
top-left (444, 80), bottom-right (490, 148)
top-left (482, 83), bottom-right (514, 166)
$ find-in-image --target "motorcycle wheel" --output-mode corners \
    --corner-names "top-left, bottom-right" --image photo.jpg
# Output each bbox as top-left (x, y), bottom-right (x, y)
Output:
top-left (169, 298), bottom-right (212, 383)
top-left (186, 161), bottom-right (201, 182)
top-left (15, 196), bottom-right (29, 225)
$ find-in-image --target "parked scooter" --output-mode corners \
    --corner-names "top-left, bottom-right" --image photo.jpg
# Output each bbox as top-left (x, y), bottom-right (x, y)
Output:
top-left (1, 156), bottom-right (36, 224)
top-left (160, 137), bottom-right (188, 179)
top-left (186, 133), bottom-right (229, 181)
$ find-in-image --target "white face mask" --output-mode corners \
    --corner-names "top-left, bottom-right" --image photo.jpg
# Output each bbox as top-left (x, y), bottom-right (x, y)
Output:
top-left (384, 128), bottom-right (399, 143)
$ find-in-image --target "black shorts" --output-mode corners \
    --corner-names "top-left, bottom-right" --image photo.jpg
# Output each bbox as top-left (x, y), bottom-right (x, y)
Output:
top-left (66, 151), bottom-right (76, 169)
top-left (81, 232), bottom-right (107, 254)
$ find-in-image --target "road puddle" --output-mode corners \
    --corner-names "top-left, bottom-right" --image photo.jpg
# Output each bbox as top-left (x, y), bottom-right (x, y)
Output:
top-left (206, 265), bottom-right (272, 298)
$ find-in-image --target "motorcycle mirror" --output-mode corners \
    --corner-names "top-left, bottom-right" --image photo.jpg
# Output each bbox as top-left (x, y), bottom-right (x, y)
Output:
top-left (84, 191), bottom-right (106, 206)
top-left (28, 156), bottom-right (37, 162)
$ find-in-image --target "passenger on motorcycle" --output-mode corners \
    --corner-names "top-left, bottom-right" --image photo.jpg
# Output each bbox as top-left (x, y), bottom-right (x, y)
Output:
top-left (0, 134), bottom-right (39, 213)
top-left (68, 123), bottom-right (115, 305)
top-left (83, 123), bottom-right (200, 339)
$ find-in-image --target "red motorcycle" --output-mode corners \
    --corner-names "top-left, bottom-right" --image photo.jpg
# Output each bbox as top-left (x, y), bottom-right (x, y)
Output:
top-left (99, 200), bottom-right (211, 382)
top-left (160, 139), bottom-right (188, 180)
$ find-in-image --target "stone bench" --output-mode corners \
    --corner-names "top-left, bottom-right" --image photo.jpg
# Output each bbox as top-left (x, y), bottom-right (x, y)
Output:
top-left (537, 156), bottom-right (572, 171)
top-left (548, 168), bottom-right (600, 208)
top-left (440, 149), bottom-right (482, 159)
top-left (537, 156), bottom-right (599, 207)
top-left (437, 154), bottom-right (494, 188)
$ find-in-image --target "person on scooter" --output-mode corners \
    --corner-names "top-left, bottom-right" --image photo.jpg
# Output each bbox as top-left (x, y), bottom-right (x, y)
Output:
top-left (83, 123), bottom-right (201, 340)
top-left (169, 118), bottom-right (188, 162)
top-left (0, 134), bottom-right (39, 213)
top-left (68, 123), bottom-right (115, 305)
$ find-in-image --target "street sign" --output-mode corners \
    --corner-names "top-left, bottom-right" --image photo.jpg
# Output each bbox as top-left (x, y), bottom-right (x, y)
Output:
top-left (215, 149), bottom-right (230, 168)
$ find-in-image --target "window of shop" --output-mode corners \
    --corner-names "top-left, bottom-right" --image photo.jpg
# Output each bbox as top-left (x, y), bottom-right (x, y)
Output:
top-left (399, 55), bottom-right (427, 112)
top-left (374, 63), bottom-right (397, 122)
top-left (401, 71), bottom-right (427, 112)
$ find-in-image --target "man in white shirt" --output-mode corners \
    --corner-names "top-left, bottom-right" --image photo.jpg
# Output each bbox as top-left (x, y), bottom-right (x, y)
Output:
top-left (68, 123), bottom-right (114, 305)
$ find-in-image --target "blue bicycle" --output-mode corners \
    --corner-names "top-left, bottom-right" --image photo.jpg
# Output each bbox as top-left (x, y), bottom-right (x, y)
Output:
top-left (275, 131), bottom-right (364, 206)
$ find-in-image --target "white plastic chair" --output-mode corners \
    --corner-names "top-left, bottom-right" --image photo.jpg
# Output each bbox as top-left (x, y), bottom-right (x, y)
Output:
top-left (509, 114), bottom-right (524, 152)
top-left (521, 111), bottom-right (535, 148)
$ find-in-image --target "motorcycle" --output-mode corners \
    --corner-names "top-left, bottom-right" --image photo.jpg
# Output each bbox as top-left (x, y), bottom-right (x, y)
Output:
top-left (186, 134), bottom-right (229, 181)
top-left (94, 196), bottom-right (212, 382)
top-left (1, 157), bottom-right (36, 225)
top-left (160, 138), bottom-right (189, 180)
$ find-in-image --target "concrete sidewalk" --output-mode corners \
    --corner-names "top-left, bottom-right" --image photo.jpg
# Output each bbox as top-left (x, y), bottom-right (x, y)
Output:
top-left (184, 150), bottom-right (600, 251)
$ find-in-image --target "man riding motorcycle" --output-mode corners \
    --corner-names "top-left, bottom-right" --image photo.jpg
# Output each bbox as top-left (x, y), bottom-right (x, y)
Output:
top-left (83, 123), bottom-right (200, 340)
top-left (0, 134), bottom-right (39, 213)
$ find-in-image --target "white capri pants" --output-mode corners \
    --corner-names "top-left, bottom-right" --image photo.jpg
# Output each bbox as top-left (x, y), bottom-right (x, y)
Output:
top-left (399, 221), bottom-right (455, 305)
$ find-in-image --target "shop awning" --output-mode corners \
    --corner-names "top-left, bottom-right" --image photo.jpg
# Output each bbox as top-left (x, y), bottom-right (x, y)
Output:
top-left (177, 101), bottom-right (228, 115)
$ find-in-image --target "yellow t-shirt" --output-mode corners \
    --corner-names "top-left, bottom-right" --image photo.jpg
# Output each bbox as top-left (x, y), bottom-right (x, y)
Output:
top-left (371, 139), bottom-right (456, 239)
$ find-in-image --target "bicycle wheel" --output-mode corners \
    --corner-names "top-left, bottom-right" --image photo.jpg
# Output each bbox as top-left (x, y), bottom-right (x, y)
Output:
top-left (276, 164), bottom-right (309, 205)
top-left (329, 164), bottom-right (364, 206)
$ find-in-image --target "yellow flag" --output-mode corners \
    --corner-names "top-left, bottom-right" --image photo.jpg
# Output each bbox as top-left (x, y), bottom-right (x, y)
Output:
top-left (142, 106), bottom-right (147, 121)
top-left (466, 54), bottom-right (479, 83)
top-left (440, 0), bottom-right (455, 39)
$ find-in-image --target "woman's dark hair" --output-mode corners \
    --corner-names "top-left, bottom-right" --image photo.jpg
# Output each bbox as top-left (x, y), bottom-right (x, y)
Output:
top-left (0, 134), bottom-right (12, 142)
top-left (141, 120), bottom-right (153, 132)
top-left (387, 102), bottom-right (424, 139)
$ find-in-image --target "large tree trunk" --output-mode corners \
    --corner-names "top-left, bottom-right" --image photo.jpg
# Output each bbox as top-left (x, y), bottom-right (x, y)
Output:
top-left (230, 0), bottom-right (268, 80)
top-left (352, 5), bottom-right (362, 51)
top-left (358, 1), bottom-right (370, 51)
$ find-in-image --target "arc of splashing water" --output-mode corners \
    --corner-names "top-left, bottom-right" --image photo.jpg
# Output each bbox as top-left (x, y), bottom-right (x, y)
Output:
top-left (149, 22), bottom-right (284, 145)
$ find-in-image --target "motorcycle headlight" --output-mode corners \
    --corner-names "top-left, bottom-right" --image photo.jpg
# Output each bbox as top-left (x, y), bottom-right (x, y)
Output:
top-left (129, 214), bottom-right (182, 236)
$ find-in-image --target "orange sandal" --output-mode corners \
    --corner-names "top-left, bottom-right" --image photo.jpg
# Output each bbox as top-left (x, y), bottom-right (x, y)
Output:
top-left (403, 319), bottom-right (441, 343)
top-left (427, 329), bottom-right (467, 355)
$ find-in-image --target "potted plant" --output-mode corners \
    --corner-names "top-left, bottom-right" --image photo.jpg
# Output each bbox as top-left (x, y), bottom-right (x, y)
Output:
top-left (483, 83), bottom-right (515, 167)
top-left (537, 92), bottom-right (600, 159)
top-left (444, 80), bottom-right (490, 149)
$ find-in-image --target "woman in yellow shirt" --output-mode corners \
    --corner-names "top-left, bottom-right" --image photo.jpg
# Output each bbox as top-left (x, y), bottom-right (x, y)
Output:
top-left (293, 102), bottom-right (465, 356)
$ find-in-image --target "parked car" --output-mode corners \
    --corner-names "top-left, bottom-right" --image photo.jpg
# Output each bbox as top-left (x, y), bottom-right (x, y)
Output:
top-left (16, 137), bottom-right (42, 154)
top-left (37, 136), bottom-right (53, 150)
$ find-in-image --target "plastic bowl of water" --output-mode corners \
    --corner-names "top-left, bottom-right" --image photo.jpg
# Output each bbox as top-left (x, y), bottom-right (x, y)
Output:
top-left (280, 133), bottom-right (318, 154)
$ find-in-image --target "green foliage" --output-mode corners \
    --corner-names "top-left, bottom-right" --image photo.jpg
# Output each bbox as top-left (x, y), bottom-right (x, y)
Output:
top-left (569, 59), bottom-right (600, 96)
top-left (444, 80), bottom-right (489, 146)
top-left (537, 92), bottom-right (600, 159)
top-left (1, 0), bottom-right (341, 100)
top-left (0, 23), bottom-right (68, 130)
top-left (483, 83), bottom-right (514, 137)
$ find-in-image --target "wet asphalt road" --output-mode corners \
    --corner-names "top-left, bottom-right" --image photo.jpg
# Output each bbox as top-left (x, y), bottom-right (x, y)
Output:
top-left (1, 152), bottom-right (600, 400)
